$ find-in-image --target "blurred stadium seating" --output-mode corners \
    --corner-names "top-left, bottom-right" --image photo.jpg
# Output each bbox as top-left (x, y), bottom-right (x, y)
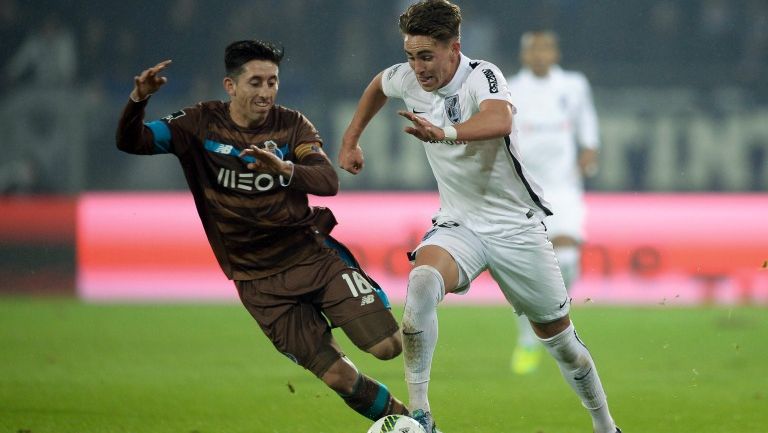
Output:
top-left (1, 0), bottom-right (766, 301)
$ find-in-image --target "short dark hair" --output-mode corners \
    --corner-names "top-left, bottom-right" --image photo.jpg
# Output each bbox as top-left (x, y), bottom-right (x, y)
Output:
top-left (224, 40), bottom-right (285, 77)
top-left (399, 0), bottom-right (461, 42)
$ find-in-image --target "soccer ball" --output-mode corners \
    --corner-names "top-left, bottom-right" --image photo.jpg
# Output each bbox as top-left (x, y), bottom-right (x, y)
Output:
top-left (367, 415), bottom-right (426, 433)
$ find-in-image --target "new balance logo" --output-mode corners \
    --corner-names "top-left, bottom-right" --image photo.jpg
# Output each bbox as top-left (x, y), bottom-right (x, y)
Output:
top-left (360, 294), bottom-right (375, 306)
top-left (212, 144), bottom-right (234, 155)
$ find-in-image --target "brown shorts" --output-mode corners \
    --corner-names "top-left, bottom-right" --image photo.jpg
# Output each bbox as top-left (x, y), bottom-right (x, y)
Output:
top-left (236, 250), bottom-right (399, 378)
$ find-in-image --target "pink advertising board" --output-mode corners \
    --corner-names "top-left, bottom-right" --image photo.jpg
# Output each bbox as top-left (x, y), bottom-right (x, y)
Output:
top-left (77, 193), bottom-right (768, 305)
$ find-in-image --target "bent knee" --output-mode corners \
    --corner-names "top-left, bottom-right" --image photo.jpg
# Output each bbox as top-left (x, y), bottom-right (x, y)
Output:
top-left (367, 333), bottom-right (402, 360)
top-left (530, 315), bottom-right (571, 339)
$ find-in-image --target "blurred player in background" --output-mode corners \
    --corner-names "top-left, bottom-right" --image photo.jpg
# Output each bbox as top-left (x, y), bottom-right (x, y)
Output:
top-left (115, 40), bottom-right (409, 423)
top-left (339, 1), bottom-right (619, 432)
top-left (507, 30), bottom-right (600, 375)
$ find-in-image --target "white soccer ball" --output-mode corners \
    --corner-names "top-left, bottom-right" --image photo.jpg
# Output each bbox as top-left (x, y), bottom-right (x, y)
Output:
top-left (367, 415), bottom-right (426, 433)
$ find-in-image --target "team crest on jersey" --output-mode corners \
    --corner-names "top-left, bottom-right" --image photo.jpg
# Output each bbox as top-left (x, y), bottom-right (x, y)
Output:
top-left (162, 110), bottom-right (186, 122)
top-left (444, 94), bottom-right (461, 124)
top-left (262, 140), bottom-right (278, 152)
top-left (261, 139), bottom-right (288, 159)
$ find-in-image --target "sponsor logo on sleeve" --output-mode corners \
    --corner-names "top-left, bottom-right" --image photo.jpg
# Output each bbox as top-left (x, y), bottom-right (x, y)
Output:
top-left (387, 64), bottom-right (403, 80)
top-left (162, 110), bottom-right (186, 122)
top-left (482, 68), bottom-right (498, 94)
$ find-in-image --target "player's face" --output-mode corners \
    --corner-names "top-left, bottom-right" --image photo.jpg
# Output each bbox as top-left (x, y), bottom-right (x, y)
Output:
top-left (404, 34), bottom-right (460, 92)
top-left (225, 60), bottom-right (279, 127)
top-left (521, 34), bottom-right (560, 77)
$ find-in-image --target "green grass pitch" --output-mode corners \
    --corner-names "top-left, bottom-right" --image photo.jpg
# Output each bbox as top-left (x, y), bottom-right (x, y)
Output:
top-left (1, 299), bottom-right (766, 433)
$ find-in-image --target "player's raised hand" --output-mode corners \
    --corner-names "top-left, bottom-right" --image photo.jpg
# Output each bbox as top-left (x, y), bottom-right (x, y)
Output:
top-left (338, 137), bottom-right (365, 175)
top-left (398, 110), bottom-right (445, 142)
top-left (131, 60), bottom-right (172, 101)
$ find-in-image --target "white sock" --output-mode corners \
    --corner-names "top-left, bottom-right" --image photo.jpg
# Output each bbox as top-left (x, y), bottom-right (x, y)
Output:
top-left (402, 265), bottom-right (444, 412)
top-left (539, 323), bottom-right (615, 433)
top-left (554, 245), bottom-right (580, 290)
top-left (516, 314), bottom-right (539, 349)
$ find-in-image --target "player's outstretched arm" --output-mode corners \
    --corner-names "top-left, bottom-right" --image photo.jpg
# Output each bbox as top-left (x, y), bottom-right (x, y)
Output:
top-left (339, 71), bottom-right (388, 174)
top-left (130, 60), bottom-right (172, 101)
top-left (116, 60), bottom-right (173, 155)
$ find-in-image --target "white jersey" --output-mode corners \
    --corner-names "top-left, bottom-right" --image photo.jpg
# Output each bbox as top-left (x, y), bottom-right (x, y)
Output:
top-left (381, 54), bottom-right (551, 237)
top-left (507, 66), bottom-right (599, 196)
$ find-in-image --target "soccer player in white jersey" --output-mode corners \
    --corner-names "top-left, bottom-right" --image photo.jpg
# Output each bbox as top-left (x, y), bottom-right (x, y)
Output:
top-left (338, 1), bottom-right (620, 433)
top-left (506, 30), bottom-right (601, 375)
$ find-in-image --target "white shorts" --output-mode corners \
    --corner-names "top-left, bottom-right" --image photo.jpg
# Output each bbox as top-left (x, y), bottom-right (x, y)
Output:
top-left (541, 189), bottom-right (585, 241)
top-left (414, 220), bottom-right (570, 323)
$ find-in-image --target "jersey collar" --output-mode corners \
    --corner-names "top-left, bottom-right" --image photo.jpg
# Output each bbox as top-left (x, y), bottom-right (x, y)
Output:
top-left (435, 53), bottom-right (471, 97)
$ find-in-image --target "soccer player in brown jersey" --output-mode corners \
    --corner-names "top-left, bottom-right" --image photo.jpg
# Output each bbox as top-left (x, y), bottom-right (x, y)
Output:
top-left (115, 40), bottom-right (408, 423)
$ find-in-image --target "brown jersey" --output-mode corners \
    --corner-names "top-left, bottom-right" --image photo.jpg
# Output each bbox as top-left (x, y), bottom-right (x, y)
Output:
top-left (116, 99), bottom-right (339, 281)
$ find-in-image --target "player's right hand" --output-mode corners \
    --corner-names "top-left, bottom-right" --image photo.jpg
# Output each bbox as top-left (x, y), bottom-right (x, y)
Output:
top-left (338, 143), bottom-right (365, 175)
top-left (131, 60), bottom-right (172, 101)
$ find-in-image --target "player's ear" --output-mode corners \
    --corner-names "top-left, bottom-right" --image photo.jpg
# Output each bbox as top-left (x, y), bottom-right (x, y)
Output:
top-left (223, 76), bottom-right (236, 97)
top-left (450, 39), bottom-right (461, 57)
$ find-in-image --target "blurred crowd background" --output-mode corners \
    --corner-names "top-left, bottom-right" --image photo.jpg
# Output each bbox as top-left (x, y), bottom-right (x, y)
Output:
top-left (2, 0), bottom-right (767, 194)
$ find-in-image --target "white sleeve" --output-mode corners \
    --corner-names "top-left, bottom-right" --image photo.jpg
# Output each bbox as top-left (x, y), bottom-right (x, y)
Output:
top-left (574, 74), bottom-right (600, 150)
top-left (468, 62), bottom-right (514, 108)
top-left (380, 63), bottom-right (409, 100)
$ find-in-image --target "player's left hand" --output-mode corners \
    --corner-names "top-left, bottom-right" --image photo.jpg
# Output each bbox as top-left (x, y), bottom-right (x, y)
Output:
top-left (239, 145), bottom-right (293, 176)
top-left (398, 110), bottom-right (445, 142)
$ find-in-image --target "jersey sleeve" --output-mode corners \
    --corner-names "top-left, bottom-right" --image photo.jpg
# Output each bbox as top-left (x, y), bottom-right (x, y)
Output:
top-left (573, 74), bottom-right (600, 150)
top-left (467, 62), bottom-right (514, 108)
top-left (116, 98), bottom-right (201, 157)
top-left (291, 112), bottom-right (324, 160)
top-left (380, 63), bottom-right (410, 100)
top-left (284, 111), bottom-right (338, 196)
top-left (142, 104), bottom-right (202, 156)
